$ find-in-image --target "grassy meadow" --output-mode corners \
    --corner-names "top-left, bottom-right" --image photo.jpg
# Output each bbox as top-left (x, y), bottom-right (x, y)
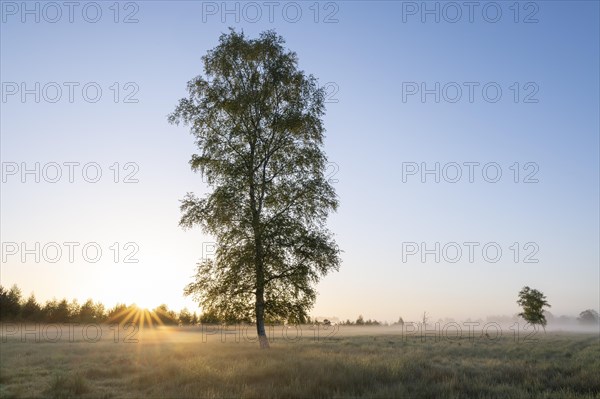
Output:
top-left (0, 324), bottom-right (599, 398)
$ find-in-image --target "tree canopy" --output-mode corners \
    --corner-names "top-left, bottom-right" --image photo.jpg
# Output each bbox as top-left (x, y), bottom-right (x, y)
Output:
top-left (169, 29), bottom-right (341, 348)
top-left (517, 286), bottom-right (551, 331)
top-left (578, 309), bottom-right (599, 325)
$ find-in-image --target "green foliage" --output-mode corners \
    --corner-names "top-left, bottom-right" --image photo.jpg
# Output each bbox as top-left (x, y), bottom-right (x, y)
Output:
top-left (0, 284), bottom-right (23, 320)
top-left (178, 308), bottom-right (200, 326)
top-left (48, 299), bottom-right (73, 323)
top-left (20, 293), bottom-right (42, 321)
top-left (517, 286), bottom-right (551, 329)
top-left (106, 303), bottom-right (129, 323)
top-left (170, 29), bottom-right (340, 345)
top-left (339, 316), bottom-right (383, 326)
top-left (78, 299), bottom-right (106, 323)
top-left (178, 307), bottom-right (193, 325)
top-left (0, 284), bottom-right (202, 326)
top-left (153, 304), bottom-right (179, 325)
top-left (199, 308), bottom-right (222, 324)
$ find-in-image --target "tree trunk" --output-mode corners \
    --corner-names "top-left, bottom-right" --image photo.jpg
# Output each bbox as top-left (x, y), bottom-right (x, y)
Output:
top-left (253, 210), bottom-right (270, 349)
top-left (250, 143), bottom-right (269, 349)
top-left (255, 294), bottom-right (270, 349)
top-left (254, 235), bottom-right (269, 349)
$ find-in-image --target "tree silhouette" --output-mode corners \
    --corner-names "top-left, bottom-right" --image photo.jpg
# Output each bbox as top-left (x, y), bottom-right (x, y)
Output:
top-left (190, 312), bottom-right (199, 326)
top-left (178, 308), bottom-right (193, 325)
top-left (0, 283), bottom-right (207, 325)
top-left (0, 285), bottom-right (22, 320)
top-left (20, 293), bottom-right (42, 321)
top-left (153, 304), bottom-right (179, 325)
top-left (578, 309), bottom-right (599, 325)
top-left (79, 299), bottom-right (105, 323)
top-left (170, 30), bottom-right (340, 348)
top-left (199, 308), bottom-right (221, 324)
top-left (517, 286), bottom-right (551, 331)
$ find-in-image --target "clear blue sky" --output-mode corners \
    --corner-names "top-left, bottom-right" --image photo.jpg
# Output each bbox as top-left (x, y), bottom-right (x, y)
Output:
top-left (1, 1), bottom-right (598, 322)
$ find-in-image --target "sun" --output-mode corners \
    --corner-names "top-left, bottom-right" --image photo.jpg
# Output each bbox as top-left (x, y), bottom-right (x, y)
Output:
top-left (107, 305), bottom-right (165, 329)
top-left (131, 300), bottom-right (159, 312)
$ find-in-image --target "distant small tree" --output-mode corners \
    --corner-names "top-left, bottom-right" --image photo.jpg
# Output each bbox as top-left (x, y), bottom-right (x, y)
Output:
top-left (356, 315), bottom-right (364, 325)
top-left (578, 309), bottom-right (599, 325)
top-left (517, 286), bottom-right (551, 332)
top-left (190, 312), bottom-right (199, 326)
top-left (396, 317), bottom-right (404, 326)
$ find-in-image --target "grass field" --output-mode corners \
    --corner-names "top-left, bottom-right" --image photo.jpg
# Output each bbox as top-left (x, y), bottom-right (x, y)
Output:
top-left (0, 324), bottom-right (599, 398)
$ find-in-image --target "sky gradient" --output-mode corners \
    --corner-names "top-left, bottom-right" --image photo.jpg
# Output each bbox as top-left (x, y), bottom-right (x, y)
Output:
top-left (1, 1), bottom-right (599, 323)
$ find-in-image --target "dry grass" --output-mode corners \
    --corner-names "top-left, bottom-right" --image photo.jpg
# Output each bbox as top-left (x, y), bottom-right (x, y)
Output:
top-left (0, 324), bottom-right (598, 398)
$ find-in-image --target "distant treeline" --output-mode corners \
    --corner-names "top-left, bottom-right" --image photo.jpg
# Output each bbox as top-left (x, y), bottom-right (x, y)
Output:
top-left (2, 284), bottom-right (597, 326)
top-left (0, 284), bottom-right (197, 326)
top-left (338, 315), bottom-right (386, 326)
top-left (0, 284), bottom-right (386, 326)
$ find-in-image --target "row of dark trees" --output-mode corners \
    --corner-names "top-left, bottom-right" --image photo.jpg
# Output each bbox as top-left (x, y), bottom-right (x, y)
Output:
top-left (0, 284), bottom-right (345, 326)
top-left (339, 315), bottom-right (383, 326)
top-left (0, 284), bottom-right (333, 326)
top-left (0, 284), bottom-right (199, 326)
top-left (3, 284), bottom-right (597, 327)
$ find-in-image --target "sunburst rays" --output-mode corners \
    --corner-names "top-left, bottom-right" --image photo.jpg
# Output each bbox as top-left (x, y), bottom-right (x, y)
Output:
top-left (107, 305), bottom-right (165, 329)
